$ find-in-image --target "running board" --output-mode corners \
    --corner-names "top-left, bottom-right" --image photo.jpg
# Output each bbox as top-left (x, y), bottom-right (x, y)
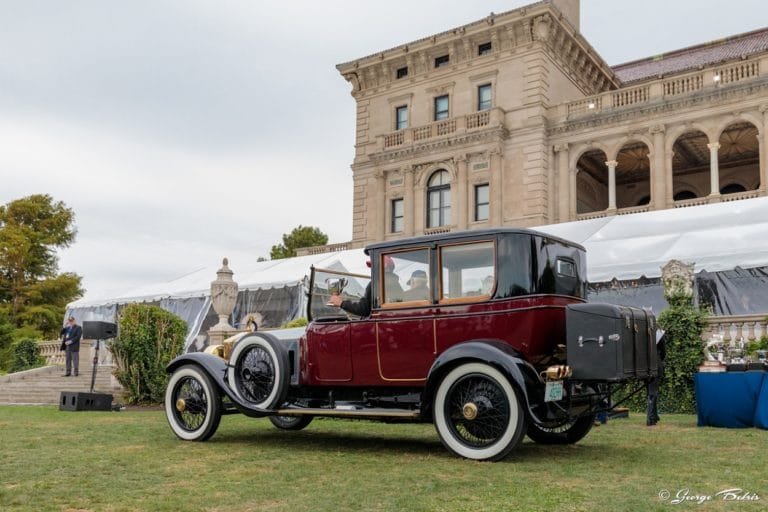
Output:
top-left (275, 407), bottom-right (421, 419)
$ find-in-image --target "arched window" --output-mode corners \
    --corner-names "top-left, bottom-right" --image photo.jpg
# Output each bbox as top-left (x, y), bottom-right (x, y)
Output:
top-left (673, 190), bottom-right (697, 201)
top-left (427, 170), bottom-right (451, 228)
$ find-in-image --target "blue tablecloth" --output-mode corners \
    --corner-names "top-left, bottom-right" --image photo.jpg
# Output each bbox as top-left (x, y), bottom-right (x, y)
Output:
top-left (695, 372), bottom-right (766, 428)
top-left (754, 375), bottom-right (768, 429)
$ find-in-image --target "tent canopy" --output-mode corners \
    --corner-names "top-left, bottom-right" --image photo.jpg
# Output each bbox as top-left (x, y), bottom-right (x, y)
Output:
top-left (537, 196), bottom-right (768, 283)
top-left (70, 249), bottom-right (369, 308)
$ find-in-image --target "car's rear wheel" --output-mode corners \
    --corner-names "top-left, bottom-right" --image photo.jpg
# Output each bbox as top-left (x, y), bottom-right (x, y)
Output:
top-left (433, 362), bottom-right (526, 461)
top-left (227, 335), bottom-right (288, 409)
top-left (165, 365), bottom-right (222, 441)
top-left (268, 415), bottom-right (314, 431)
top-left (526, 414), bottom-right (595, 444)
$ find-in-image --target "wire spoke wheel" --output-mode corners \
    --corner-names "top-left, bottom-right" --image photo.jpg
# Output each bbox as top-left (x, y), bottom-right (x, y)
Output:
top-left (172, 376), bottom-right (209, 431)
top-left (227, 335), bottom-right (288, 410)
top-left (165, 365), bottom-right (222, 441)
top-left (434, 362), bottom-right (526, 461)
top-left (236, 345), bottom-right (276, 403)
top-left (446, 375), bottom-right (510, 448)
top-left (527, 414), bottom-right (595, 445)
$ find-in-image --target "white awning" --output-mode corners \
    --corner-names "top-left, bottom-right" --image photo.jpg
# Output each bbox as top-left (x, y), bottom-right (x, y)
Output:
top-left (537, 195), bottom-right (768, 282)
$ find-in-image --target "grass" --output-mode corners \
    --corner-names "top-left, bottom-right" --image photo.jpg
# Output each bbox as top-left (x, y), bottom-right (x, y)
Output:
top-left (1, 407), bottom-right (766, 512)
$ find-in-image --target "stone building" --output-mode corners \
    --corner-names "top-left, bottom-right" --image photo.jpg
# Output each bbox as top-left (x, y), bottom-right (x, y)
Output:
top-left (335, 0), bottom-right (768, 246)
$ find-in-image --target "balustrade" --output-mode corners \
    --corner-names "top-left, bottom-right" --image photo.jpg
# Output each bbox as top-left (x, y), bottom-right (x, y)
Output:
top-left (703, 315), bottom-right (767, 343)
top-left (381, 108), bottom-right (504, 150)
top-left (560, 56), bottom-right (762, 120)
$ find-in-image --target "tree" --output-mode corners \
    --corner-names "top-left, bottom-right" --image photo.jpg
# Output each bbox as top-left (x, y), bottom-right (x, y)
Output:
top-left (0, 195), bottom-right (83, 342)
top-left (270, 225), bottom-right (328, 260)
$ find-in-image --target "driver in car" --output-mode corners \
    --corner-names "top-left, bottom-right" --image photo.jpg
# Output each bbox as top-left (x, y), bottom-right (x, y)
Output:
top-left (329, 255), bottom-right (403, 317)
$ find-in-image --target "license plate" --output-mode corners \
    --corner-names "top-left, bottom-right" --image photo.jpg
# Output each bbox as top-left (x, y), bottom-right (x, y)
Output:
top-left (544, 381), bottom-right (564, 402)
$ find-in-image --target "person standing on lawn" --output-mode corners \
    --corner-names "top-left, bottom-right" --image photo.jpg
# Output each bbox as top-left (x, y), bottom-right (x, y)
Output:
top-left (62, 316), bottom-right (82, 377)
top-left (647, 329), bottom-right (667, 426)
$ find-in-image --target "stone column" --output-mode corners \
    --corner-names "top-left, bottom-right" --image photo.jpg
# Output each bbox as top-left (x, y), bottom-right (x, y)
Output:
top-left (489, 149), bottom-right (503, 226)
top-left (403, 166), bottom-right (415, 236)
top-left (707, 142), bottom-right (721, 199)
top-left (665, 150), bottom-right (675, 207)
top-left (209, 258), bottom-right (239, 345)
top-left (374, 171), bottom-right (386, 240)
top-left (760, 104), bottom-right (768, 192)
top-left (606, 160), bottom-right (618, 211)
top-left (649, 125), bottom-right (666, 210)
top-left (569, 168), bottom-right (578, 219)
top-left (554, 144), bottom-right (570, 222)
top-left (456, 155), bottom-right (469, 230)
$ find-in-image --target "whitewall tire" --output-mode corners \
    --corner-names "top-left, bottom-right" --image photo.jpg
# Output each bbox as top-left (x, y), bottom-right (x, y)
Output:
top-left (165, 365), bottom-right (222, 441)
top-left (227, 335), bottom-right (287, 409)
top-left (433, 362), bottom-right (526, 461)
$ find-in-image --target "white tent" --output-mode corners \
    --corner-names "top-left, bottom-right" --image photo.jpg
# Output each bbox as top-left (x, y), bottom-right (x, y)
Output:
top-left (67, 249), bottom-right (368, 349)
top-left (537, 195), bottom-right (768, 283)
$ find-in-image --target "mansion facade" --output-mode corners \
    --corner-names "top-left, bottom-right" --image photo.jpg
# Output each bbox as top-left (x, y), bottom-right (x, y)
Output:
top-left (334, 0), bottom-right (768, 247)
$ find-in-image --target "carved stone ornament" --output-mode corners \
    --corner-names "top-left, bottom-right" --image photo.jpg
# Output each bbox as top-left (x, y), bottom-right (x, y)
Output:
top-left (211, 257), bottom-right (238, 331)
top-left (661, 259), bottom-right (695, 301)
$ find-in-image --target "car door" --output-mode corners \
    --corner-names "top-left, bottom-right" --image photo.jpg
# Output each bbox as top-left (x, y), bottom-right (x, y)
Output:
top-left (371, 248), bottom-right (435, 382)
top-left (304, 267), bottom-right (370, 383)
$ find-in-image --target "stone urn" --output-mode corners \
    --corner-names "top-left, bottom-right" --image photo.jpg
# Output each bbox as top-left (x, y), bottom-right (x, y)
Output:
top-left (211, 258), bottom-right (238, 331)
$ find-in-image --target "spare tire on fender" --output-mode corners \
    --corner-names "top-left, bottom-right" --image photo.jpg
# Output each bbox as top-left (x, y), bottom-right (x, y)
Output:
top-left (227, 333), bottom-right (289, 410)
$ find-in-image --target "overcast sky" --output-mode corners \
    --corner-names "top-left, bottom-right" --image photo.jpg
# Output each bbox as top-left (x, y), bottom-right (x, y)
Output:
top-left (2, 0), bottom-right (767, 299)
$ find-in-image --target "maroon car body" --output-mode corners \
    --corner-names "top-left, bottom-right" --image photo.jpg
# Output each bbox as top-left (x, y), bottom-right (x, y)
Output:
top-left (165, 229), bottom-right (655, 461)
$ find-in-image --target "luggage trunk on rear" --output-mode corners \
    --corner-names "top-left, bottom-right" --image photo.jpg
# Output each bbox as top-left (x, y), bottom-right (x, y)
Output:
top-left (566, 303), bottom-right (658, 382)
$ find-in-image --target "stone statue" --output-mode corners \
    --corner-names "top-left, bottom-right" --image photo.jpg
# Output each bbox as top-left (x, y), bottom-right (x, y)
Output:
top-left (661, 259), bottom-right (695, 302)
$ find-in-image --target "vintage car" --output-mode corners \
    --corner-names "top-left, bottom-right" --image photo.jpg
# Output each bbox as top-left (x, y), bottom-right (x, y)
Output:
top-left (164, 228), bottom-right (657, 461)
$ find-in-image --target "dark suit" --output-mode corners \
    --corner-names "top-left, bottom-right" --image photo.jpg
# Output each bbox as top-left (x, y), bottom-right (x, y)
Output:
top-left (64, 324), bottom-right (82, 376)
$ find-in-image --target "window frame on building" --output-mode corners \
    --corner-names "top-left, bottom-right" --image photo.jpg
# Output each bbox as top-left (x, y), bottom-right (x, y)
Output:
top-left (434, 95), bottom-right (449, 121)
top-left (395, 105), bottom-right (408, 131)
top-left (427, 170), bottom-right (451, 228)
top-left (434, 54), bottom-right (450, 68)
top-left (477, 83), bottom-right (492, 111)
top-left (474, 183), bottom-right (490, 222)
top-left (478, 42), bottom-right (492, 55)
top-left (396, 66), bottom-right (408, 79)
top-left (391, 198), bottom-right (404, 233)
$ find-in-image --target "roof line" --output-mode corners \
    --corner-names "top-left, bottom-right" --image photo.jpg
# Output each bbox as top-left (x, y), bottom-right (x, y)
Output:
top-left (336, 1), bottom-right (550, 68)
top-left (612, 25), bottom-right (768, 70)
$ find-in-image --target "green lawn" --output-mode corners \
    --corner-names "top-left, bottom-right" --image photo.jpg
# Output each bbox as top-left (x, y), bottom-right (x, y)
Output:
top-left (1, 406), bottom-right (765, 512)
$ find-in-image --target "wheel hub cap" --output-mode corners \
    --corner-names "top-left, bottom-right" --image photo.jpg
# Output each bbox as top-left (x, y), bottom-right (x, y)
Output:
top-left (462, 402), bottom-right (478, 420)
top-left (175, 398), bottom-right (186, 412)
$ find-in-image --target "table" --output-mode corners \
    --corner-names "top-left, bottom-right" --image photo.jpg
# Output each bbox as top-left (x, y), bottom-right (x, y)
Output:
top-left (694, 372), bottom-right (767, 429)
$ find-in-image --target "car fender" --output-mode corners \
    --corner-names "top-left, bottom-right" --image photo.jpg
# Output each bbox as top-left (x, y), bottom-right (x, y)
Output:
top-left (166, 352), bottom-right (272, 417)
top-left (421, 340), bottom-right (543, 421)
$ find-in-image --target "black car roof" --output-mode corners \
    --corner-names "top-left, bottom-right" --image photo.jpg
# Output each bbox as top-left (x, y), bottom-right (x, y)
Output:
top-left (364, 228), bottom-right (586, 254)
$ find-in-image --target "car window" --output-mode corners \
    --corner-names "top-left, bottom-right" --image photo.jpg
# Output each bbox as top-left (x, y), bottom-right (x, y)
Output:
top-left (310, 268), bottom-right (370, 320)
top-left (380, 248), bottom-right (430, 305)
top-left (440, 241), bottom-right (495, 301)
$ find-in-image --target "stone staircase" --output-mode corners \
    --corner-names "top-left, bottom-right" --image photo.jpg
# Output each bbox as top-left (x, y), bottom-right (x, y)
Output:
top-left (0, 364), bottom-right (124, 405)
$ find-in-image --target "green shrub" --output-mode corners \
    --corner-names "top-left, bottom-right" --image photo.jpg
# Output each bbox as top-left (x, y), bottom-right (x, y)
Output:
top-left (281, 317), bottom-right (308, 329)
top-left (110, 304), bottom-right (187, 404)
top-left (9, 338), bottom-right (45, 372)
top-left (655, 297), bottom-right (706, 414)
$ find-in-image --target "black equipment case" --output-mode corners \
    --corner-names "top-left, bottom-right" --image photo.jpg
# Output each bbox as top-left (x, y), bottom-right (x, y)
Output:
top-left (566, 303), bottom-right (658, 381)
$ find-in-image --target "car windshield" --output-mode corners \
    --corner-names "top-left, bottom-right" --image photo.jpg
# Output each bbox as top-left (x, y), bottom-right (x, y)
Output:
top-left (309, 268), bottom-right (370, 320)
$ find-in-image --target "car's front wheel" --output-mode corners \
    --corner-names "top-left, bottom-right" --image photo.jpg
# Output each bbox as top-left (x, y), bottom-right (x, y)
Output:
top-left (433, 362), bottom-right (527, 461)
top-left (268, 415), bottom-right (314, 431)
top-left (165, 364), bottom-right (222, 441)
